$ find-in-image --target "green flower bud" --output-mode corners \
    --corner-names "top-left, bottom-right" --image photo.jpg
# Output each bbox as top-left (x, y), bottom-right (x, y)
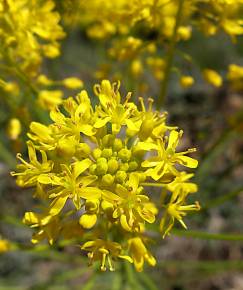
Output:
top-left (77, 143), bottom-right (91, 158)
top-left (96, 160), bottom-right (108, 176)
top-left (119, 162), bottom-right (129, 172)
top-left (97, 157), bottom-right (107, 164)
top-left (102, 134), bottom-right (115, 147)
top-left (115, 170), bottom-right (127, 183)
top-left (101, 148), bottom-right (113, 158)
top-left (118, 148), bottom-right (131, 162)
top-left (89, 164), bottom-right (97, 175)
top-left (108, 158), bottom-right (119, 174)
top-left (93, 148), bottom-right (102, 159)
top-left (101, 174), bottom-right (114, 186)
top-left (113, 138), bottom-right (123, 152)
top-left (128, 161), bottom-right (138, 171)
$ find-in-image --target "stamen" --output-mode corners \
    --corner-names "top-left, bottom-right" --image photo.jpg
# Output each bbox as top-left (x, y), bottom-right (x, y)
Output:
top-left (148, 97), bottom-right (154, 111)
top-left (138, 97), bottom-right (145, 112)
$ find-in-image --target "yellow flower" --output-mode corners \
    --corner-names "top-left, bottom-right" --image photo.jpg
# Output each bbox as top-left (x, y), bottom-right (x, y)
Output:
top-left (38, 159), bottom-right (101, 215)
top-left (142, 130), bottom-right (198, 181)
top-left (38, 90), bottom-right (63, 110)
top-left (203, 69), bottom-right (223, 87)
top-left (11, 141), bottom-right (53, 187)
top-left (227, 64), bottom-right (243, 90)
top-left (160, 199), bottom-right (200, 237)
top-left (128, 237), bottom-right (156, 272)
top-left (62, 77), bottom-right (83, 89)
top-left (104, 173), bottom-right (157, 232)
top-left (0, 239), bottom-right (11, 253)
top-left (81, 239), bottom-right (133, 271)
top-left (7, 118), bottom-right (22, 140)
top-left (180, 76), bottom-right (194, 88)
top-left (23, 211), bottom-right (61, 245)
top-left (93, 80), bottom-right (138, 134)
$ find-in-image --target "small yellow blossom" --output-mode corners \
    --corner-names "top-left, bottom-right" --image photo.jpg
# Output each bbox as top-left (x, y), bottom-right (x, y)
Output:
top-left (81, 239), bottom-right (133, 271)
top-left (227, 64), bottom-right (243, 90)
top-left (0, 239), bottom-right (10, 253)
top-left (128, 237), bottom-right (156, 272)
top-left (180, 76), bottom-right (194, 88)
top-left (203, 69), bottom-right (223, 87)
top-left (7, 118), bottom-right (22, 140)
top-left (62, 77), bottom-right (83, 89)
top-left (38, 90), bottom-right (63, 110)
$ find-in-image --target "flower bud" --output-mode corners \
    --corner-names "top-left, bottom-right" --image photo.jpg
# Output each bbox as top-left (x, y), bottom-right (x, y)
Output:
top-left (93, 148), bottom-right (102, 159)
top-left (115, 171), bottom-right (127, 183)
top-left (119, 162), bottom-right (129, 172)
top-left (101, 148), bottom-right (113, 158)
top-left (89, 164), bottom-right (97, 175)
top-left (101, 174), bottom-right (115, 186)
top-left (102, 134), bottom-right (115, 147)
top-left (96, 160), bottom-right (108, 176)
top-left (79, 214), bottom-right (97, 229)
top-left (108, 159), bottom-right (119, 174)
top-left (128, 161), bottom-right (138, 171)
top-left (118, 148), bottom-right (131, 162)
top-left (113, 138), bottom-right (123, 152)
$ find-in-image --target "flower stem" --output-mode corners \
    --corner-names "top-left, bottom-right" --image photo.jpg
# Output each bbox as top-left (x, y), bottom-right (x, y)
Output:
top-left (158, 0), bottom-right (185, 107)
top-left (141, 182), bottom-right (166, 188)
top-left (172, 229), bottom-right (243, 241)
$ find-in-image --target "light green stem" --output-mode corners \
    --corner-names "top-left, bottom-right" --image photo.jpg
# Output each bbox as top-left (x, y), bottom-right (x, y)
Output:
top-left (141, 182), bottom-right (166, 188)
top-left (203, 187), bottom-right (243, 210)
top-left (158, 0), bottom-right (185, 107)
top-left (172, 229), bottom-right (243, 241)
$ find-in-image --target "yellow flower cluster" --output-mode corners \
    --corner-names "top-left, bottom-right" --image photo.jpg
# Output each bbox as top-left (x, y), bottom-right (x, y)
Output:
top-left (0, 0), bottom-right (65, 75)
top-left (12, 80), bottom-right (200, 272)
top-left (60, 0), bottom-right (243, 91)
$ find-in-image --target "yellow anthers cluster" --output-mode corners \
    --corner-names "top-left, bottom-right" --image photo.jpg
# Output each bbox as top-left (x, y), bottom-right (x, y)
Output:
top-left (12, 80), bottom-right (199, 272)
top-left (0, 0), bottom-right (65, 75)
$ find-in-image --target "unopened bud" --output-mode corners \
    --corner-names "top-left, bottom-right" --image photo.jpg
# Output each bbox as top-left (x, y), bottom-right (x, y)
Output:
top-left (101, 174), bottom-right (115, 186)
top-left (115, 171), bottom-right (127, 183)
top-left (108, 159), bottom-right (119, 174)
top-left (118, 148), bottom-right (131, 162)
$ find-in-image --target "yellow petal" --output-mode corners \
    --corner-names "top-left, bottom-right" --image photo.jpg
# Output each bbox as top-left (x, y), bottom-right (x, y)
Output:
top-left (49, 196), bottom-right (68, 216)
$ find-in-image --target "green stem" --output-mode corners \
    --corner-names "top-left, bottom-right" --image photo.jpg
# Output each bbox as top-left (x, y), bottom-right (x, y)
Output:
top-left (172, 229), bottom-right (243, 241)
top-left (158, 0), bottom-right (185, 107)
top-left (124, 262), bottom-right (144, 290)
top-left (203, 187), bottom-right (243, 210)
top-left (141, 182), bottom-right (166, 188)
top-left (137, 272), bottom-right (158, 290)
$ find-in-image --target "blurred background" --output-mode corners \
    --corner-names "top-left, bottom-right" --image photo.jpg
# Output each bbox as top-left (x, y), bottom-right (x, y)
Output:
top-left (1, 2), bottom-right (243, 289)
